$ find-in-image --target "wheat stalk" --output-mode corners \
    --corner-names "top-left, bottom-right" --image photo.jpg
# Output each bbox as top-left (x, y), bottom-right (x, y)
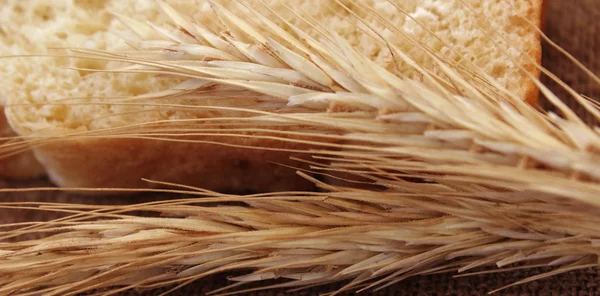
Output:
top-left (1, 0), bottom-right (599, 295)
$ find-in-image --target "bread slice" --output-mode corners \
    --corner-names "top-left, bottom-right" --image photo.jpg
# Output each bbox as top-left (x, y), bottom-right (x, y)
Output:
top-left (0, 0), bottom-right (544, 192)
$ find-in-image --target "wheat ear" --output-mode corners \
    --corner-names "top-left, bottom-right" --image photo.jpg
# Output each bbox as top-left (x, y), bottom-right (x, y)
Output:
top-left (59, 0), bottom-right (600, 205)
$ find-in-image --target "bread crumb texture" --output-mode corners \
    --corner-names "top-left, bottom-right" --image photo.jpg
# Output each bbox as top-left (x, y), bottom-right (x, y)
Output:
top-left (0, 0), bottom-right (541, 135)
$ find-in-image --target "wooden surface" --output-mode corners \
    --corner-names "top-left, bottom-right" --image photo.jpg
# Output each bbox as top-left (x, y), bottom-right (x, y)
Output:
top-left (1, 0), bottom-right (600, 295)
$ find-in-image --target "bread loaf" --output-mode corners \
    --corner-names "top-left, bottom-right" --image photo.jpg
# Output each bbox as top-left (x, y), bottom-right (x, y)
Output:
top-left (0, 0), bottom-right (544, 192)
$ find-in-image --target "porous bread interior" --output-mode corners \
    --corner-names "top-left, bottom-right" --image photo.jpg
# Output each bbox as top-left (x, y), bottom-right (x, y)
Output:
top-left (0, 0), bottom-right (541, 136)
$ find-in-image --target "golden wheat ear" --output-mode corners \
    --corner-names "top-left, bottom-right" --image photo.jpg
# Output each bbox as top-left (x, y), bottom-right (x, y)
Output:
top-left (1, 0), bottom-right (600, 295)
top-left (1, 184), bottom-right (599, 296)
top-left (89, 0), bottom-right (600, 206)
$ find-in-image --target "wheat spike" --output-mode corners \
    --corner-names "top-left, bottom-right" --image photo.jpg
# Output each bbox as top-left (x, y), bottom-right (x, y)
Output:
top-left (43, 0), bottom-right (600, 204)
top-left (0, 0), bottom-right (599, 295)
top-left (0, 187), bottom-right (598, 296)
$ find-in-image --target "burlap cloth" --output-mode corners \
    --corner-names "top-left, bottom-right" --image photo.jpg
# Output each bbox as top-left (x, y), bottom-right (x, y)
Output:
top-left (1, 0), bottom-right (599, 295)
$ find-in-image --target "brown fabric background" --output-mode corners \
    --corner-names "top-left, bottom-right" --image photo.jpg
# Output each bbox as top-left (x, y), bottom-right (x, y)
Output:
top-left (1, 0), bottom-right (600, 295)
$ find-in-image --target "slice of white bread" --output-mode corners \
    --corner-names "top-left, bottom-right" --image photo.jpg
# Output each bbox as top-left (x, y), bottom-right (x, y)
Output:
top-left (0, 0), bottom-right (544, 192)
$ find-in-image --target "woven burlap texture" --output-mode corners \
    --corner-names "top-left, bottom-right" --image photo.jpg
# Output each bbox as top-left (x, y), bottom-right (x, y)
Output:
top-left (1, 0), bottom-right (599, 295)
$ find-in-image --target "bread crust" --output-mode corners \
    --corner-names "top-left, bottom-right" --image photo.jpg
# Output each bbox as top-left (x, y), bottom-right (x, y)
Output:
top-left (28, 132), bottom-right (320, 193)
top-left (0, 108), bottom-right (45, 179)
top-left (522, 0), bottom-right (545, 106)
